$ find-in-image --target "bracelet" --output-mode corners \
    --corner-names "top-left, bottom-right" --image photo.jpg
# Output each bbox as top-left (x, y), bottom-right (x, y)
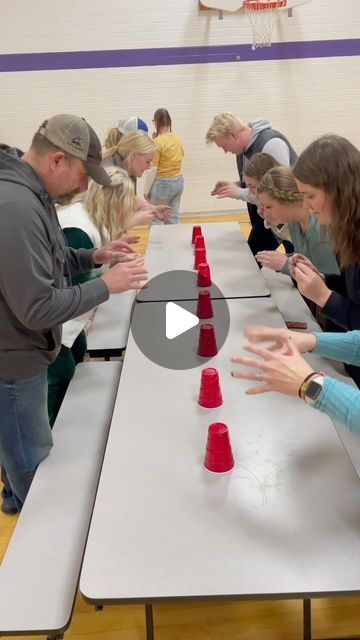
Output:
top-left (298, 372), bottom-right (318, 400)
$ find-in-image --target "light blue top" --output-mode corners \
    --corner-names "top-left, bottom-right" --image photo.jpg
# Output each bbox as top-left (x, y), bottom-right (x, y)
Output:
top-left (312, 330), bottom-right (360, 431)
top-left (281, 214), bottom-right (339, 275)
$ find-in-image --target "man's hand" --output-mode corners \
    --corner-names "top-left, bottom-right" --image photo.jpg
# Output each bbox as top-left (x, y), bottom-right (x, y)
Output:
top-left (93, 239), bottom-right (136, 265)
top-left (255, 251), bottom-right (288, 271)
top-left (293, 262), bottom-right (332, 307)
top-left (101, 257), bottom-right (148, 293)
top-left (211, 180), bottom-right (240, 200)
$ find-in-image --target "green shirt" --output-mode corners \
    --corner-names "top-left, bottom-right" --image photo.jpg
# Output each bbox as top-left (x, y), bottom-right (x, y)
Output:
top-left (281, 214), bottom-right (339, 275)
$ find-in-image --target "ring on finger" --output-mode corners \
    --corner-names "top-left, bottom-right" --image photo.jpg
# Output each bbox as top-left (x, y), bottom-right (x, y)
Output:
top-left (256, 371), bottom-right (263, 381)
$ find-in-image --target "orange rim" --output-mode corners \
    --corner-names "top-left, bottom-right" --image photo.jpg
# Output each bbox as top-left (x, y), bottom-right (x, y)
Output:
top-left (243, 0), bottom-right (286, 9)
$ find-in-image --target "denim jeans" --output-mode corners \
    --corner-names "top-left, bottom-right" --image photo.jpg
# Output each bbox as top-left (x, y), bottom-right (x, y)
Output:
top-left (0, 371), bottom-right (53, 511)
top-left (149, 175), bottom-right (184, 225)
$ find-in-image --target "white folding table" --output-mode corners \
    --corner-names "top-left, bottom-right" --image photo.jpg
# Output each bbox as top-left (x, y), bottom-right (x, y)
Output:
top-left (80, 298), bottom-right (360, 639)
top-left (137, 222), bottom-right (270, 301)
top-left (86, 290), bottom-right (136, 359)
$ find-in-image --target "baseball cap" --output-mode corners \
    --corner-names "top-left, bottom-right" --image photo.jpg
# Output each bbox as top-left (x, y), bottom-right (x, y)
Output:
top-left (117, 116), bottom-right (148, 135)
top-left (37, 114), bottom-right (111, 186)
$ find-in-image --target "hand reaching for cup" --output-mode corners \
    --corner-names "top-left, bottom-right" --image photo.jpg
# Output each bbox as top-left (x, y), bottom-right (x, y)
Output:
top-left (255, 251), bottom-right (288, 271)
top-left (243, 325), bottom-right (317, 355)
top-left (231, 329), bottom-right (315, 397)
top-left (101, 256), bottom-right (148, 293)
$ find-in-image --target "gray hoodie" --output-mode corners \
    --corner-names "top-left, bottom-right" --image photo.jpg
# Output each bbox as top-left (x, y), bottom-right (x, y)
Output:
top-left (236, 118), bottom-right (297, 202)
top-left (0, 145), bottom-right (109, 378)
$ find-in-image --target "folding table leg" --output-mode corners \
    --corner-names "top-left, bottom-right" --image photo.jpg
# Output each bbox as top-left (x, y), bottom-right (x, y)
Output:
top-left (145, 603), bottom-right (154, 640)
top-left (303, 598), bottom-right (312, 640)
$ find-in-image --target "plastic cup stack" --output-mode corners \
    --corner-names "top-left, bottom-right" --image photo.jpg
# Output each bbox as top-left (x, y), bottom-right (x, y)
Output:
top-left (198, 367), bottom-right (223, 408)
top-left (197, 323), bottom-right (218, 357)
top-left (194, 248), bottom-right (207, 270)
top-left (192, 225), bottom-right (202, 245)
top-left (196, 290), bottom-right (214, 319)
top-left (204, 422), bottom-right (234, 473)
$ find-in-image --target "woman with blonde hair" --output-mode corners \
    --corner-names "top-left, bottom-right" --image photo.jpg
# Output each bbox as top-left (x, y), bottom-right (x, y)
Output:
top-left (48, 166), bottom-right (144, 425)
top-left (103, 130), bottom-right (170, 222)
top-left (254, 166), bottom-right (338, 276)
top-left (144, 108), bottom-right (184, 225)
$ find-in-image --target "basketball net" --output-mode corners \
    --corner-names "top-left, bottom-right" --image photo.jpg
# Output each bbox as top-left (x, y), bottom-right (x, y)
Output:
top-left (243, 0), bottom-right (286, 50)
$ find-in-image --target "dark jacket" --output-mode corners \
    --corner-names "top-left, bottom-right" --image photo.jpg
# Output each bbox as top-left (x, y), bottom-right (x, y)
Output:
top-left (0, 145), bottom-right (109, 378)
top-left (324, 263), bottom-right (360, 330)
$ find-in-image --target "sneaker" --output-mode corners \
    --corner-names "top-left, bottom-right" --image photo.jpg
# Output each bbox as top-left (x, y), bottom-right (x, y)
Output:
top-left (1, 501), bottom-right (18, 515)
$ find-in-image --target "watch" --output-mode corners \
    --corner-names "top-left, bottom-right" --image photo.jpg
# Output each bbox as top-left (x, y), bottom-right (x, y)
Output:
top-left (304, 375), bottom-right (324, 405)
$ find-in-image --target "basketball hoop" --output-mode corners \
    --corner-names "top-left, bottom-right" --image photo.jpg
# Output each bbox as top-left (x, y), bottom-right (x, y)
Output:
top-left (243, 0), bottom-right (286, 50)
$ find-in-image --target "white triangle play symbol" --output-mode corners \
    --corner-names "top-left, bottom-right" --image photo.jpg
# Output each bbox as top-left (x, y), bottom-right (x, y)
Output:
top-left (166, 302), bottom-right (199, 340)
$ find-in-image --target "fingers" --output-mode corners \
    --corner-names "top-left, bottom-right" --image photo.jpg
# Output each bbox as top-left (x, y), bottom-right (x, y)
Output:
top-left (231, 354), bottom-right (264, 369)
top-left (214, 190), bottom-right (228, 199)
top-left (244, 325), bottom-right (287, 343)
top-left (124, 235), bottom-right (140, 244)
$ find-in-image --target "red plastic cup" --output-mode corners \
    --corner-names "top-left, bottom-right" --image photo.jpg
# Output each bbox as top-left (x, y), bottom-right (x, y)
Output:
top-left (204, 422), bottom-right (234, 473)
top-left (198, 368), bottom-right (223, 408)
top-left (197, 323), bottom-right (218, 357)
top-left (193, 248), bottom-right (207, 269)
top-left (196, 290), bottom-right (214, 319)
top-left (192, 225), bottom-right (202, 244)
top-left (197, 262), bottom-right (211, 287)
top-left (194, 235), bottom-right (206, 252)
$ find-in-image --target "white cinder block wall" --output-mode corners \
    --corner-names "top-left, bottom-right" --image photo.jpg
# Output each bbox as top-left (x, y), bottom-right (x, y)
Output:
top-left (1, 0), bottom-right (359, 214)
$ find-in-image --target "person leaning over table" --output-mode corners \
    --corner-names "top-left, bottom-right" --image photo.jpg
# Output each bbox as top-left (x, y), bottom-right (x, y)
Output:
top-left (231, 325), bottom-right (360, 432)
top-left (0, 114), bottom-right (148, 514)
top-left (206, 112), bottom-right (297, 256)
top-left (243, 152), bottom-right (293, 254)
top-left (102, 130), bottom-right (171, 222)
top-left (288, 134), bottom-right (360, 387)
top-left (48, 166), bottom-right (150, 427)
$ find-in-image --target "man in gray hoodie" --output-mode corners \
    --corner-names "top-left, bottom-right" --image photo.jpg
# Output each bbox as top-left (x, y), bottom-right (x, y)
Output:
top-left (206, 112), bottom-right (297, 255)
top-left (0, 114), bottom-right (148, 513)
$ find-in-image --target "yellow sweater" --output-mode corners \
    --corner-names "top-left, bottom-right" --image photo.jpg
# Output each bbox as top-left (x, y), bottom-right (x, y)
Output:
top-left (153, 132), bottom-right (184, 178)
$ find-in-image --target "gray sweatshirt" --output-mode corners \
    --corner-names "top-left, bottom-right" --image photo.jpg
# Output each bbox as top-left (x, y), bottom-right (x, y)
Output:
top-left (237, 118), bottom-right (297, 203)
top-left (0, 145), bottom-right (109, 378)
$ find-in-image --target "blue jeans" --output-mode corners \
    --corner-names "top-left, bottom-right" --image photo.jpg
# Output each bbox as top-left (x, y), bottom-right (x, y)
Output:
top-left (0, 371), bottom-right (53, 511)
top-left (149, 175), bottom-right (184, 225)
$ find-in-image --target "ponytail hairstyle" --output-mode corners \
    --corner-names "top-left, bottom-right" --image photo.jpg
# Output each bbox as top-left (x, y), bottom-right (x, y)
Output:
top-left (102, 130), bottom-right (156, 167)
top-left (153, 108), bottom-right (172, 137)
top-left (84, 167), bottom-right (136, 244)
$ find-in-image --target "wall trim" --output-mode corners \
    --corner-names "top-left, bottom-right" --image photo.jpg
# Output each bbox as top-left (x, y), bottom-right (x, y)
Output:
top-left (1, 39), bottom-right (359, 73)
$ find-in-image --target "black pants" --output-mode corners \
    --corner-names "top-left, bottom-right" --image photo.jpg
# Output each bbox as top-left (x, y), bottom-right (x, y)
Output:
top-left (247, 203), bottom-right (293, 257)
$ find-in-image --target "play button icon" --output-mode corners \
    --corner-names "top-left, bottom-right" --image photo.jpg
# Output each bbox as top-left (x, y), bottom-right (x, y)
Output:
top-left (131, 270), bottom-right (230, 370)
top-left (166, 302), bottom-right (199, 340)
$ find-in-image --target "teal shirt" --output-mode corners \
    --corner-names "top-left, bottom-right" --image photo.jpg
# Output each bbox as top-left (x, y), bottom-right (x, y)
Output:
top-left (311, 330), bottom-right (360, 431)
top-left (281, 214), bottom-right (339, 276)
